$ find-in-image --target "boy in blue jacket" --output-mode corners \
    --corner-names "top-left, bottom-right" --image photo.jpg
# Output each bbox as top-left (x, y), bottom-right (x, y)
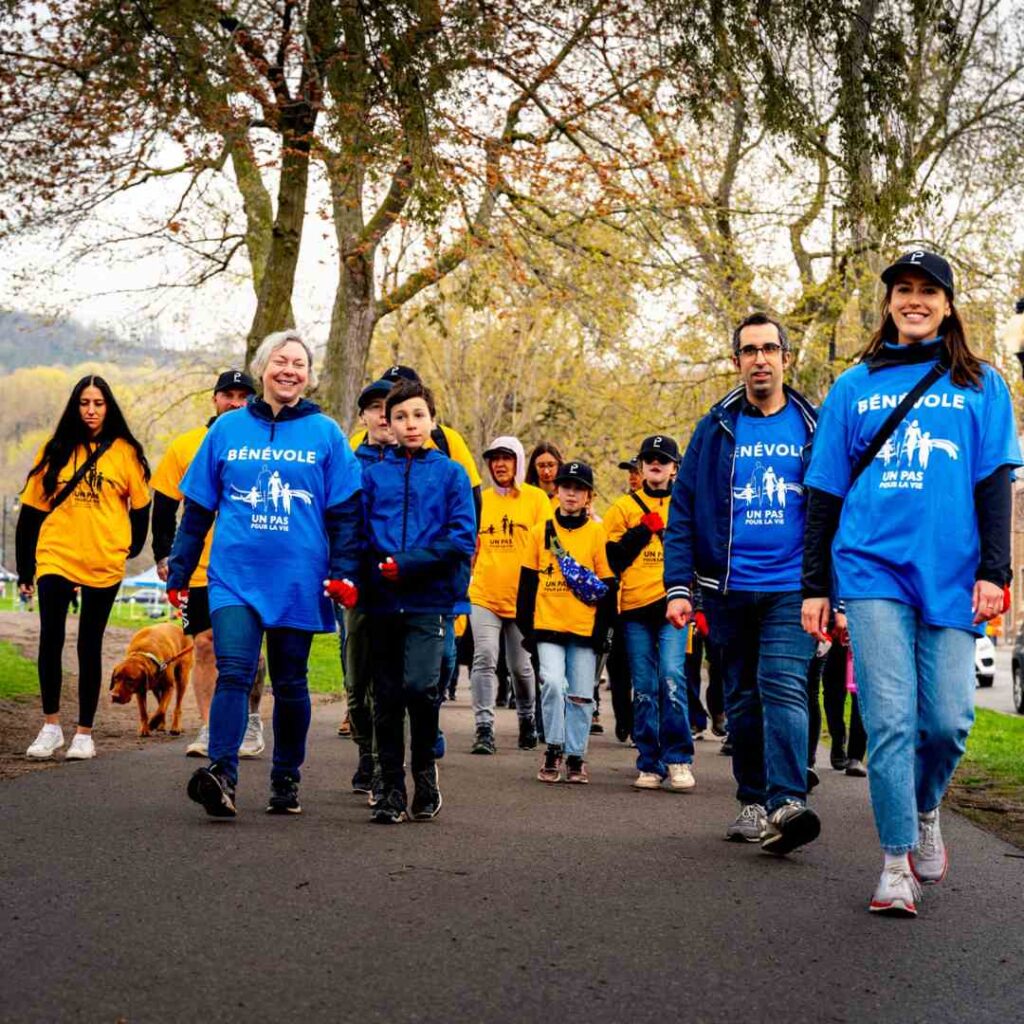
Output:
top-left (362, 379), bottom-right (476, 823)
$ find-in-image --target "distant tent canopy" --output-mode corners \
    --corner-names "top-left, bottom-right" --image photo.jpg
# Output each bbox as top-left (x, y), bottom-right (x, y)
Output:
top-left (121, 566), bottom-right (166, 590)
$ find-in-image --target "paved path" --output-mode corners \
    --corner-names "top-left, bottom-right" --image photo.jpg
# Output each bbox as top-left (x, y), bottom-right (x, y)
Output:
top-left (976, 646), bottom-right (1021, 715)
top-left (2, 702), bottom-right (1023, 1024)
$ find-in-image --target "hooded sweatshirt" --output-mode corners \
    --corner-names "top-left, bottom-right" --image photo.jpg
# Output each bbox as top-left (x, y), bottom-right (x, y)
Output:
top-left (468, 435), bottom-right (553, 617)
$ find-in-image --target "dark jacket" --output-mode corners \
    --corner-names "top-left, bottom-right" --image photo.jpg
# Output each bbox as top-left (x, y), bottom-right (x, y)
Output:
top-left (362, 446), bottom-right (476, 615)
top-left (663, 384), bottom-right (817, 601)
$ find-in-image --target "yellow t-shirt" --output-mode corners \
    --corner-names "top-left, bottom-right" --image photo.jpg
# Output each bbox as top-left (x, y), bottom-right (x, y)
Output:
top-left (603, 489), bottom-right (671, 612)
top-left (469, 483), bottom-right (553, 617)
top-left (150, 425), bottom-right (213, 587)
top-left (523, 516), bottom-right (611, 638)
top-left (21, 439), bottom-right (150, 588)
top-left (348, 424), bottom-right (481, 487)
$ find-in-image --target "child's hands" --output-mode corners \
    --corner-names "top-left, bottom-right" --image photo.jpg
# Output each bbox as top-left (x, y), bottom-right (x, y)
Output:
top-left (640, 511), bottom-right (665, 533)
top-left (379, 557), bottom-right (400, 581)
top-left (323, 578), bottom-right (359, 609)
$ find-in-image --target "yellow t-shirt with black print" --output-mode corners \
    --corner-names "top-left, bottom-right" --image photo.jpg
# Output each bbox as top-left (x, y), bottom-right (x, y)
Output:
top-left (523, 517), bottom-right (611, 638)
top-left (469, 483), bottom-right (553, 617)
top-left (151, 425), bottom-right (213, 587)
top-left (21, 439), bottom-right (150, 588)
top-left (602, 489), bottom-right (671, 612)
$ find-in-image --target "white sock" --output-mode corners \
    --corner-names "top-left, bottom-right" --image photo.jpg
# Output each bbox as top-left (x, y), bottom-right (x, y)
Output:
top-left (884, 852), bottom-right (910, 872)
top-left (919, 807), bottom-right (938, 822)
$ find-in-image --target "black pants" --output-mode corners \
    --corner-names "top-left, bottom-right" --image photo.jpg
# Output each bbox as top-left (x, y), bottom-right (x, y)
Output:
top-left (370, 613), bottom-right (444, 795)
top-left (685, 631), bottom-right (726, 728)
top-left (37, 574), bottom-right (119, 727)
top-left (606, 624), bottom-right (632, 738)
top-left (807, 642), bottom-right (867, 764)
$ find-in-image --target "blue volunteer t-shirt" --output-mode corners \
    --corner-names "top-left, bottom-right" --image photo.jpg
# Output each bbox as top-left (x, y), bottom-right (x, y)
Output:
top-left (729, 399), bottom-right (809, 591)
top-left (181, 404), bottom-right (362, 631)
top-left (805, 351), bottom-right (1022, 633)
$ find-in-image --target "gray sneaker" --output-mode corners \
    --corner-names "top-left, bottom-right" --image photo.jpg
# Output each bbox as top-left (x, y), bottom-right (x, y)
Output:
top-left (239, 715), bottom-right (265, 758)
top-left (185, 724), bottom-right (209, 758)
top-left (725, 803), bottom-right (767, 842)
top-left (909, 808), bottom-right (948, 884)
top-left (761, 801), bottom-right (821, 856)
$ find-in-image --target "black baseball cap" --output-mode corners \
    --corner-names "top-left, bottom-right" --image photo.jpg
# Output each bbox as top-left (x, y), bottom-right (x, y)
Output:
top-left (617, 458), bottom-right (639, 471)
top-left (214, 369), bottom-right (256, 395)
top-left (379, 364), bottom-right (420, 384)
top-left (553, 460), bottom-right (594, 490)
top-left (357, 378), bottom-right (393, 410)
top-left (881, 251), bottom-right (955, 298)
top-left (637, 435), bottom-right (680, 463)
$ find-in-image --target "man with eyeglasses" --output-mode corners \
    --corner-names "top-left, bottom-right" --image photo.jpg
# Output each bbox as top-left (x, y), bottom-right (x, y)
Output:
top-left (663, 312), bottom-right (822, 856)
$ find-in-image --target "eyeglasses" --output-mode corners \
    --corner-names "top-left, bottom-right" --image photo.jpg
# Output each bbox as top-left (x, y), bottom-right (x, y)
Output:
top-left (737, 342), bottom-right (784, 359)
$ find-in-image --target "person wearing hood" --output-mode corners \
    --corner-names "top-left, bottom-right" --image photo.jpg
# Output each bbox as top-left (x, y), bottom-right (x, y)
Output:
top-left (468, 436), bottom-right (553, 754)
top-left (167, 331), bottom-right (364, 819)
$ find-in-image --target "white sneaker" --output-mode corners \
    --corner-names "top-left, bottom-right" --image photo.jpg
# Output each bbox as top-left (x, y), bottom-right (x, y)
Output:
top-left (239, 714), bottom-right (265, 758)
top-left (26, 724), bottom-right (64, 759)
top-left (870, 862), bottom-right (922, 916)
top-left (667, 763), bottom-right (696, 791)
top-left (910, 808), bottom-right (948, 884)
top-left (64, 733), bottom-right (96, 760)
top-left (633, 771), bottom-right (662, 790)
top-left (186, 724), bottom-right (209, 757)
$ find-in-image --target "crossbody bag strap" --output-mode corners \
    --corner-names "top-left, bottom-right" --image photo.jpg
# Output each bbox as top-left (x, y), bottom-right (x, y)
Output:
top-left (849, 360), bottom-right (948, 486)
top-left (49, 440), bottom-right (113, 513)
top-left (629, 489), bottom-right (664, 540)
top-left (544, 519), bottom-right (566, 558)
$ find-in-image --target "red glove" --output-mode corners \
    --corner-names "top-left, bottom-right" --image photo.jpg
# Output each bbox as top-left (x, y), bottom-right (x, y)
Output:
top-left (641, 511), bottom-right (665, 533)
top-left (1003, 584), bottom-right (1012, 614)
top-left (167, 587), bottom-right (189, 610)
top-left (323, 578), bottom-right (359, 609)
top-left (379, 557), bottom-right (400, 581)
top-left (693, 610), bottom-right (709, 637)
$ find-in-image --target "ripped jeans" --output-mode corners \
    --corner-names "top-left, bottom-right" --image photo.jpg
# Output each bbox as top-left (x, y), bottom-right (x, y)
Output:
top-left (538, 641), bottom-right (597, 757)
top-left (622, 617), bottom-right (694, 776)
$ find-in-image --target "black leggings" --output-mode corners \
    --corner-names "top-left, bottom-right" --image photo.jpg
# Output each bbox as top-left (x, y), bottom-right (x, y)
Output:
top-left (37, 574), bottom-right (119, 727)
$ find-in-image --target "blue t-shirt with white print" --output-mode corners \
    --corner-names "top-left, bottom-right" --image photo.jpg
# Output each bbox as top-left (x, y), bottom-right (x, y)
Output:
top-left (729, 399), bottom-right (809, 591)
top-left (805, 351), bottom-right (1022, 632)
top-left (181, 404), bottom-right (362, 631)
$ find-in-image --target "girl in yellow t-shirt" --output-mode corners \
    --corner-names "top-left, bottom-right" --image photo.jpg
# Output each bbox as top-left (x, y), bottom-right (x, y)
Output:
top-left (517, 461), bottom-right (616, 784)
top-left (17, 376), bottom-right (151, 761)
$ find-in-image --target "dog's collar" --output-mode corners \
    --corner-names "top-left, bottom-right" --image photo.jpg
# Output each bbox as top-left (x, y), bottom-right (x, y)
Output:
top-left (139, 650), bottom-right (167, 672)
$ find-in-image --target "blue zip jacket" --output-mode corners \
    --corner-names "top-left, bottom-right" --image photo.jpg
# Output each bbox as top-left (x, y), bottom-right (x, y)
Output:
top-left (362, 446), bottom-right (476, 614)
top-left (664, 384), bottom-right (817, 601)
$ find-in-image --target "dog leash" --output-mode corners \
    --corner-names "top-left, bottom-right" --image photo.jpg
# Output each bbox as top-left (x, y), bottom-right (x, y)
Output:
top-left (136, 644), bottom-right (195, 675)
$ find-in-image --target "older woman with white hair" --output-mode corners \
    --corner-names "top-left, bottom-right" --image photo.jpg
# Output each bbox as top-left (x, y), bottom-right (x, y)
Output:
top-left (168, 330), bottom-right (364, 818)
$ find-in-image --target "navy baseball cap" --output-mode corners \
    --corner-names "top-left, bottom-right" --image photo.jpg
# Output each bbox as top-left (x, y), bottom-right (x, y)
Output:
top-left (214, 369), bottom-right (255, 395)
top-left (553, 460), bottom-right (594, 490)
top-left (881, 251), bottom-right (955, 298)
top-left (617, 458), bottom-right (639, 471)
top-left (357, 378), bottom-right (393, 410)
top-left (637, 434), bottom-right (680, 464)
top-left (379, 364), bottom-right (420, 384)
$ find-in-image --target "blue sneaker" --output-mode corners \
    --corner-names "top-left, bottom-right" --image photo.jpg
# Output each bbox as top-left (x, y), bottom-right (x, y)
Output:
top-left (433, 728), bottom-right (446, 760)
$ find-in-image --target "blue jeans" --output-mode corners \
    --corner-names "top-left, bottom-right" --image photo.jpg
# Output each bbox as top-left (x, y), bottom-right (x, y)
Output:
top-left (209, 605), bottom-right (313, 785)
top-left (703, 589), bottom-right (815, 812)
top-left (538, 642), bottom-right (597, 757)
top-left (844, 599), bottom-right (975, 854)
top-left (622, 618), bottom-right (693, 775)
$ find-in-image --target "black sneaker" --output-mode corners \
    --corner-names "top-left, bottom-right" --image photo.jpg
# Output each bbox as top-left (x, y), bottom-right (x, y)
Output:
top-left (589, 711), bottom-right (604, 735)
top-left (830, 746), bottom-right (849, 771)
top-left (352, 754), bottom-right (375, 794)
top-left (518, 716), bottom-right (538, 750)
top-left (720, 736), bottom-right (733, 756)
top-left (761, 802), bottom-right (821, 856)
top-left (614, 721), bottom-right (630, 743)
top-left (807, 766), bottom-right (820, 793)
top-left (187, 765), bottom-right (237, 818)
top-left (371, 787), bottom-right (408, 824)
top-left (367, 770), bottom-right (384, 808)
top-left (266, 775), bottom-right (302, 815)
top-left (711, 714), bottom-right (728, 738)
top-left (410, 766), bottom-right (442, 821)
top-left (471, 725), bottom-right (496, 755)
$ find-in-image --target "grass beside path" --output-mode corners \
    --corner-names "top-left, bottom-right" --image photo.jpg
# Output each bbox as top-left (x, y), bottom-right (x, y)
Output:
top-left (0, 640), bottom-right (39, 698)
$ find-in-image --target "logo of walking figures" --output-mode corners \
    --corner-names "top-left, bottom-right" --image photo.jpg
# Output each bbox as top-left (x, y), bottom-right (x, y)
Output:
top-left (733, 462), bottom-right (802, 520)
top-left (230, 465), bottom-right (313, 531)
top-left (874, 419), bottom-right (958, 490)
top-left (480, 515), bottom-right (528, 545)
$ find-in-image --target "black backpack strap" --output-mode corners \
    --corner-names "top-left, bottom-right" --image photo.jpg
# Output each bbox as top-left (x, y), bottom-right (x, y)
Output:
top-left (49, 440), bottom-right (113, 512)
top-left (431, 425), bottom-right (451, 458)
top-left (849, 360), bottom-right (948, 487)
top-left (629, 491), bottom-right (651, 515)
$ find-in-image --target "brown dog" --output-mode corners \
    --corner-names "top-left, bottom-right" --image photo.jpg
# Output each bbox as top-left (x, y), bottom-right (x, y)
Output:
top-left (110, 623), bottom-right (194, 737)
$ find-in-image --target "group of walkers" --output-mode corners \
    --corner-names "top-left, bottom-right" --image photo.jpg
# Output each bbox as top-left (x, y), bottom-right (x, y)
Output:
top-left (14, 251), bottom-right (1020, 918)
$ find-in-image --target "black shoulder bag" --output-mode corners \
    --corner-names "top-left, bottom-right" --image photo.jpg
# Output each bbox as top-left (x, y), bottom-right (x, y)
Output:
top-left (848, 360), bottom-right (948, 487)
top-left (49, 440), bottom-right (113, 512)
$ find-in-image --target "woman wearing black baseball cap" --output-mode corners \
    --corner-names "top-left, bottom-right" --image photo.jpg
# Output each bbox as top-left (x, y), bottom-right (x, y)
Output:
top-left (802, 251), bottom-right (1022, 916)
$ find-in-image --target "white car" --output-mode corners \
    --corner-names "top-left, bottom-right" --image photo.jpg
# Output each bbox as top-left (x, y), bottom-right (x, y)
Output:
top-left (975, 635), bottom-right (995, 688)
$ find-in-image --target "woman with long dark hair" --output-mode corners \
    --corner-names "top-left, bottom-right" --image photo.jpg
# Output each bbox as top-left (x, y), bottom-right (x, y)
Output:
top-left (17, 375), bottom-right (151, 760)
top-left (525, 441), bottom-right (564, 502)
top-left (802, 251), bottom-right (1021, 916)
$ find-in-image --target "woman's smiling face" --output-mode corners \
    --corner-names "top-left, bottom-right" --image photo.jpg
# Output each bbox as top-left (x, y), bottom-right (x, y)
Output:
top-left (889, 271), bottom-right (951, 345)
